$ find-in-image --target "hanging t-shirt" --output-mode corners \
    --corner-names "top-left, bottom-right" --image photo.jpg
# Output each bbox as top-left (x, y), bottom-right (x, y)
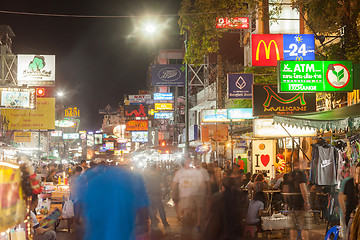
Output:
top-left (317, 145), bottom-right (337, 185)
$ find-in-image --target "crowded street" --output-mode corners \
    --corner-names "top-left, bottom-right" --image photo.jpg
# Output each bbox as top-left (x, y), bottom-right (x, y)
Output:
top-left (1, 0), bottom-right (360, 240)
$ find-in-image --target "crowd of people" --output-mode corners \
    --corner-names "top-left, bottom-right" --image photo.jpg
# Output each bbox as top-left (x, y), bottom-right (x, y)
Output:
top-left (29, 153), bottom-right (360, 240)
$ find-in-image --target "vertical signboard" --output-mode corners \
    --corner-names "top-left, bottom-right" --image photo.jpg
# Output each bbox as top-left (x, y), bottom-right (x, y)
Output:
top-left (148, 127), bottom-right (159, 147)
top-left (252, 139), bottom-right (276, 179)
top-left (227, 73), bottom-right (253, 99)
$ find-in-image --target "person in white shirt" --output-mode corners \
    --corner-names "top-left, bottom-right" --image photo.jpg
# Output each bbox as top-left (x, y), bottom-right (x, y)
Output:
top-left (30, 195), bottom-right (56, 240)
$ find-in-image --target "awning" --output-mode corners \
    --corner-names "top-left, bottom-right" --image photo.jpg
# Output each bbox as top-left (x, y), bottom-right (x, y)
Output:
top-left (273, 103), bottom-right (360, 131)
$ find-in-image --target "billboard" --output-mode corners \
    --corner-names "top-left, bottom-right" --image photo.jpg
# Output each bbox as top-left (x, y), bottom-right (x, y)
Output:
top-left (252, 139), bottom-right (276, 178)
top-left (154, 103), bottom-right (173, 111)
top-left (227, 73), bottom-right (253, 99)
top-left (252, 85), bottom-right (316, 116)
top-left (278, 61), bottom-right (353, 92)
top-left (216, 17), bottom-right (249, 29)
top-left (0, 88), bottom-right (36, 109)
top-left (126, 120), bottom-right (148, 131)
top-left (153, 93), bottom-right (173, 101)
top-left (201, 109), bottom-right (228, 122)
top-left (201, 124), bottom-right (228, 142)
top-left (154, 112), bottom-right (173, 119)
top-left (64, 107), bottom-right (80, 118)
top-left (63, 133), bottom-right (80, 140)
top-left (131, 131), bottom-right (148, 143)
top-left (151, 64), bottom-right (185, 86)
top-left (14, 132), bottom-right (32, 143)
top-left (124, 104), bottom-right (147, 119)
top-left (17, 55), bottom-right (55, 86)
top-left (128, 95), bottom-right (151, 104)
top-left (251, 34), bottom-right (315, 66)
top-left (227, 108), bottom-right (253, 120)
top-left (2, 98), bottom-right (55, 130)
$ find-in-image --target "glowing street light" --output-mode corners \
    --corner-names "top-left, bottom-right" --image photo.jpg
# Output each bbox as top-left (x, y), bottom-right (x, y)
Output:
top-left (57, 91), bottom-right (64, 97)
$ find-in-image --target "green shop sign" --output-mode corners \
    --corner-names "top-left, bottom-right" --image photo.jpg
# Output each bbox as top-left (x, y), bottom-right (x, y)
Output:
top-left (278, 61), bottom-right (353, 92)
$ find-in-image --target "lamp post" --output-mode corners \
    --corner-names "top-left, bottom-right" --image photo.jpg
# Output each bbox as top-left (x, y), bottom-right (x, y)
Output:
top-left (184, 31), bottom-right (189, 151)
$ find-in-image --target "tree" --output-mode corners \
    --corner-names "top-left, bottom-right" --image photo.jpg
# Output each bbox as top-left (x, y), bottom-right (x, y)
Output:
top-left (293, 0), bottom-right (360, 62)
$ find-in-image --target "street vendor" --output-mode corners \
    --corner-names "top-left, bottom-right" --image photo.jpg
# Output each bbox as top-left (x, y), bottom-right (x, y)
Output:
top-left (30, 194), bottom-right (57, 240)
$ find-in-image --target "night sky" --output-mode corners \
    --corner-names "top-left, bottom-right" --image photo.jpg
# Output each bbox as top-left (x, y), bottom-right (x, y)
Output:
top-left (0, 0), bottom-right (181, 131)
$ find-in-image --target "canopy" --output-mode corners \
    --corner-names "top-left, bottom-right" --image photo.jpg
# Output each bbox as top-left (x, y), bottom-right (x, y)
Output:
top-left (273, 103), bottom-right (360, 131)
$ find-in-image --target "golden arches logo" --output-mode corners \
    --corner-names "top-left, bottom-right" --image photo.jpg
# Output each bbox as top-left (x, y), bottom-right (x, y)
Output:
top-left (256, 40), bottom-right (280, 61)
top-left (296, 56), bottom-right (303, 61)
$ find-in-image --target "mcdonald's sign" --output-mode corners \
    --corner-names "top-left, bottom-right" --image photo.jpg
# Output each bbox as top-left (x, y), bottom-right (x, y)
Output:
top-left (252, 34), bottom-right (315, 66)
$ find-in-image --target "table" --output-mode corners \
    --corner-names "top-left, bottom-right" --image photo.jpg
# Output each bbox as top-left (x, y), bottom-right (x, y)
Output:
top-left (262, 215), bottom-right (291, 231)
top-left (263, 190), bottom-right (281, 214)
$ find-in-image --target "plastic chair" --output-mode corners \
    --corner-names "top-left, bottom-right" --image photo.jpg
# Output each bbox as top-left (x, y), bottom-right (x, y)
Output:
top-left (324, 226), bottom-right (341, 240)
top-left (244, 225), bottom-right (257, 238)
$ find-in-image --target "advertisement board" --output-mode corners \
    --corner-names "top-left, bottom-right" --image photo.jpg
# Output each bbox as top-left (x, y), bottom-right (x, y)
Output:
top-left (126, 120), bottom-right (148, 131)
top-left (63, 133), bottom-right (80, 140)
top-left (64, 107), bottom-right (80, 118)
top-left (252, 139), bottom-right (276, 178)
top-left (216, 17), bottom-right (249, 29)
top-left (227, 73), bottom-right (253, 99)
top-left (154, 112), bottom-right (173, 119)
top-left (51, 131), bottom-right (62, 137)
top-left (227, 108), bottom-right (253, 120)
top-left (252, 34), bottom-right (315, 66)
top-left (154, 103), bottom-right (173, 111)
top-left (94, 134), bottom-right (103, 145)
top-left (201, 109), bottom-right (228, 122)
top-left (151, 64), bottom-right (185, 86)
top-left (0, 88), bottom-right (36, 109)
top-left (201, 124), bottom-right (228, 142)
top-left (148, 127), bottom-right (159, 147)
top-left (153, 93), bottom-right (173, 101)
top-left (128, 94), bottom-right (151, 104)
top-left (17, 54), bottom-right (55, 86)
top-left (253, 118), bottom-right (317, 138)
top-left (124, 104), bottom-right (147, 119)
top-left (131, 131), bottom-right (148, 142)
top-left (2, 98), bottom-right (55, 130)
top-left (14, 132), bottom-right (32, 143)
top-left (278, 61), bottom-right (353, 92)
top-left (252, 84), bottom-right (316, 116)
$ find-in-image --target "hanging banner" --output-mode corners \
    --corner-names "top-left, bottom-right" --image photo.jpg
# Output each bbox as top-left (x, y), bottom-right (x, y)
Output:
top-left (201, 124), bottom-right (228, 142)
top-left (0, 163), bottom-right (26, 232)
top-left (17, 54), bottom-right (55, 86)
top-left (252, 139), bottom-right (276, 178)
top-left (151, 64), bottom-right (185, 86)
top-left (227, 73), bottom-right (253, 99)
top-left (252, 34), bottom-right (315, 66)
top-left (252, 84), bottom-right (316, 116)
top-left (278, 60), bottom-right (353, 92)
top-left (124, 104), bottom-right (148, 119)
top-left (216, 17), bottom-right (249, 29)
top-left (2, 98), bottom-right (55, 130)
top-left (126, 120), bottom-right (148, 131)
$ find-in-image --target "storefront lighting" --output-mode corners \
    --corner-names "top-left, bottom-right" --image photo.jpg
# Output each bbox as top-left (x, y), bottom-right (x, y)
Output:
top-left (0, 161), bottom-right (19, 169)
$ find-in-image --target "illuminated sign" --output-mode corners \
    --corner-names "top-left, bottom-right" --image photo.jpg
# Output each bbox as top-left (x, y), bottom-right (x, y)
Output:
top-left (125, 104), bottom-right (147, 118)
top-left (252, 84), bottom-right (316, 116)
top-left (79, 131), bottom-right (87, 140)
top-left (36, 88), bottom-right (45, 96)
top-left (153, 93), bottom-right (173, 101)
top-left (227, 108), bottom-right (253, 120)
top-left (17, 54), bottom-right (55, 87)
top-left (126, 120), bottom-right (148, 131)
top-left (51, 131), bottom-right (62, 137)
top-left (128, 94), bottom-right (151, 104)
top-left (278, 61), bottom-right (353, 92)
top-left (151, 64), bottom-right (185, 86)
top-left (252, 34), bottom-right (315, 66)
top-left (63, 133), bottom-right (80, 140)
top-left (154, 103), bottom-right (173, 111)
top-left (131, 131), bottom-right (148, 143)
top-left (216, 17), bottom-right (249, 29)
top-left (201, 124), bottom-right (228, 142)
top-left (253, 118), bottom-right (317, 138)
top-left (252, 139), bottom-right (276, 178)
top-left (94, 133), bottom-right (103, 145)
top-left (154, 112), bottom-right (173, 119)
top-left (227, 73), bottom-right (253, 99)
top-left (201, 109), bottom-right (228, 122)
top-left (55, 120), bottom-right (76, 128)
top-left (14, 132), bottom-right (32, 143)
top-left (64, 107), bottom-right (80, 118)
top-left (0, 87), bottom-right (36, 109)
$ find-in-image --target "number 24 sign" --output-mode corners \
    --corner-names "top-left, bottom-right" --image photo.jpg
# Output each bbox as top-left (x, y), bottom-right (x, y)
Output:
top-left (283, 34), bottom-right (315, 61)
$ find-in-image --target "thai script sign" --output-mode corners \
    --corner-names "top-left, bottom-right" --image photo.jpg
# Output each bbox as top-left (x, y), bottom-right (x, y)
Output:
top-left (252, 84), bottom-right (316, 116)
top-left (278, 61), bottom-right (353, 92)
top-left (14, 132), bottom-right (32, 143)
top-left (17, 54), bottom-right (55, 86)
top-left (124, 104), bottom-right (147, 119)
top-left (252, 34), bottom-right (315, 66)
top-left (153, 93), bottom-right (173, 101)
top-left (154, 103), bottom-right (173, 111)
top-left (151, 64), bottom-right (185, 86)
top-left (126, 120), bottom-right (148, 131)
top-left (227, 73), bottom-right (253, 99)
top-left (154, 112), bottom-right (173, 119)
top-left (216, 17), bottom-right (249, 29)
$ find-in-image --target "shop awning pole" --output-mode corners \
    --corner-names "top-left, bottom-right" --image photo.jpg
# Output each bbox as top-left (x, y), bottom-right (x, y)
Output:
top-left (279, 124), bottom-right (311, 163)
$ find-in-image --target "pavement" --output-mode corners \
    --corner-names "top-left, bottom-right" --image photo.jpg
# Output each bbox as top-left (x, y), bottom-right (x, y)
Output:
top-left (55, 204), bottom-right (331, 240)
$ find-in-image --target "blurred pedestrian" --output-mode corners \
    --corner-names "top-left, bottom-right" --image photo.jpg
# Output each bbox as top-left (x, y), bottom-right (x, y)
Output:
top-left (69, 166), bottom-right (83, 224)
top-left (80, 159), bottom-right (89, 171)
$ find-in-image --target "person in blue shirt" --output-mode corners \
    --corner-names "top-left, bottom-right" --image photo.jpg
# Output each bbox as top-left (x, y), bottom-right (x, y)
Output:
top-left (79, 164), bottom-right (149, 240)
